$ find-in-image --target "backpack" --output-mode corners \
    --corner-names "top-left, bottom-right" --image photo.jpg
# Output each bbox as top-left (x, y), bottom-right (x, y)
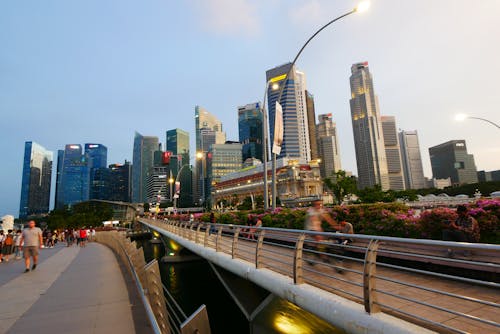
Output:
top-left (4, 234), bottom-right (13, 246)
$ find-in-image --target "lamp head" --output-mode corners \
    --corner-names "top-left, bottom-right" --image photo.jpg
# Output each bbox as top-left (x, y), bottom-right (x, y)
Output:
top-left (196, 152), bottom-right (203, 159)
top-left (455, 113), bottom-right (468, 122)
top-left (271, 83), bottom-right (279, 90)
top-left (355, 1), bottom-right (370, 13)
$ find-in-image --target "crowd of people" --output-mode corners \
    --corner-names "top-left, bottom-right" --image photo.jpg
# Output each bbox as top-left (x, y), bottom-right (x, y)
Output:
top-left (0, 221), bottom-right (96, 271)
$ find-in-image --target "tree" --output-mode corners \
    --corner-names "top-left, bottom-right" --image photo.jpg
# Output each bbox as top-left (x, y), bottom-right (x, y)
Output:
top-left (323, 170), bottom-right (357, 204)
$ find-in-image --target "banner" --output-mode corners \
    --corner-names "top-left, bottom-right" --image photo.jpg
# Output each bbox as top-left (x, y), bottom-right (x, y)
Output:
top-left (162, 151), bottom-right (173, 165)
top-left (272, 101), bottom-right (283, 155)
top-left (175, 181), bottom-right (181, 194)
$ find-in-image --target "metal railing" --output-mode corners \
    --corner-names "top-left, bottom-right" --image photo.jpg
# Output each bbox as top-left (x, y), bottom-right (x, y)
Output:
top-left (142, 218), bottom-right (500, 334)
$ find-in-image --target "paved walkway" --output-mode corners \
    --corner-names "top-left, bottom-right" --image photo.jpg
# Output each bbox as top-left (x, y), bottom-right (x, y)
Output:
top-left (0, 243), bottom-right (151, 334)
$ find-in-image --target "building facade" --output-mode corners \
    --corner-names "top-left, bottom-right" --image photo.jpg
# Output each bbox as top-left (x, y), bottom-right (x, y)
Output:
top-left (349, 62), bottom-right (389, 190)
top-left (90, 161), bottom-right (132, 202)
top-left (19, 142), bottom-right (53, 218)
top-left (399, 130), bottom-right (426, 189)
top-left (381, 116), bottom-right (405, 190)
top-left (429, 140), bottom-right (478, 185)
top-left (166, 128), bottom-right (190, 167)
top-left (212, 158), bottom-right (322, 208)
top-left (238, 103), bottom-right (263, 162)
top-left (208, 142), bottom-right (243, 203)
top-left (132, 132), bottom-right (159, 203)
top-left (305, 90), bottom-right (319, 161)
top-left (316, 113), bottom-right (342, 179)
top-left (266, 63), bottom-right (311, 162)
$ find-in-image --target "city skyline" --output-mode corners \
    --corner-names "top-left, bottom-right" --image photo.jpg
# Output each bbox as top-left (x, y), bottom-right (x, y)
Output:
top-left (1, 1), bottom-right (500, 216)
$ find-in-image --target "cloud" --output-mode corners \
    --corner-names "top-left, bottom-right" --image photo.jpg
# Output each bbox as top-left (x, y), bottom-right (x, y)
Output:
top-left (288, 0), bottom-right (325, 26)
top-left (189, 0), bottom-right (260, 37)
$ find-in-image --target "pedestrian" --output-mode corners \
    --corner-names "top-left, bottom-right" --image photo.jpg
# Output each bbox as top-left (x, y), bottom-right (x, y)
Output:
top-left (79, 227), bottom-right (87, 247)
top-left (13, 230), bottom-right (23, 259)
top-left (20, 220), bottom-right (43, 272)
top-left (2, 230), bottom-right (15, 262)
top-left (443, 205), bottom-right (480, 257)
top-left (304, 200), bottom-right (336, 265)
top-left (209, 212), bottom-right (217, 235)
top-left (0, 230), bottom-right (5, 263)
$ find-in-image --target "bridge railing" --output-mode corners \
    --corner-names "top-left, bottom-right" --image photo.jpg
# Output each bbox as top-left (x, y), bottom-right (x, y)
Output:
top-left (143, 218), bottom-right (500, 334)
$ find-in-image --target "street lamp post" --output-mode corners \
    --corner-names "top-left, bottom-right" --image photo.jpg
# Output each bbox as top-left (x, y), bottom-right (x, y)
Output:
top-left (196, 152), bottom-right (205, 207)
top-left (269, 1), bottom-right (370, 209)
top-left (455, 114), bottom-right (500, 130)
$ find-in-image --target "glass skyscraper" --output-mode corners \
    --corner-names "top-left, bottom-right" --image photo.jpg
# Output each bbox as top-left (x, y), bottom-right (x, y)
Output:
top-left (19, 141), bottom-right (53, 218)
top-left (399, 130), bottom-right (426, 189)
top-left (166, 128), bottom-right (192, 207)
top-left (132, 132), bottom-right (159, 203)
top-left (166, 128), bottom-right (190, 168)
top-left (57, 144), bottom-right (88, 208)
top-left (349, 62), bottom-right (389, 190)
top-left (429, 140), bottom-right (478, 185)
top-left (266, 63), bottom-right (311, 162)
top-left (381, 116), bottom-right (405, 190)
top-left (238, 102), bottom-right (263, 162)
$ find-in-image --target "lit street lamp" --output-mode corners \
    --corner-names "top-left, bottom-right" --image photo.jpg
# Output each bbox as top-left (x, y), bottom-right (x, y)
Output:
top-left (455, 113), bottom-right (500, 130)
top-left (269, 1), bottom-right (370, 210)
top-left (196, 152), bottom-right (205, 206)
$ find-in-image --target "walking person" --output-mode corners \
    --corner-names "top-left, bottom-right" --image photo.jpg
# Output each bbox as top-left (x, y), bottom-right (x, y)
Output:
top-left (20, 220), bottom-right (43, 273)
top-left (2, 230), bottom-right (15, 262)
top-left (304, 200), bottom-right (336, 265)
top-left (13, 230), bottom-right (23, 259)
top-left (0, 230), bottom-right (5, 263)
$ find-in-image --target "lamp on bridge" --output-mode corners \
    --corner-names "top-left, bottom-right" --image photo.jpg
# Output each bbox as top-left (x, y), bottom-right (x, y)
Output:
top-left (454, 113), bottom-right (500, 130)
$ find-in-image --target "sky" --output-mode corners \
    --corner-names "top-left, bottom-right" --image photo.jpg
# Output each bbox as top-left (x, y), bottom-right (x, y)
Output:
top-left (1, 0), bottom-right (499, 218)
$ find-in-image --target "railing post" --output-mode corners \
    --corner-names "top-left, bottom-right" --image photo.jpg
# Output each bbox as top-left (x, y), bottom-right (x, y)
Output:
top-left (215, 226), bottom-right (223, 252)
top-left (189, 223), bottom-right (195, 241)
top-left (204, 224), bottom-right (210, 247)
top-left (255, 230), bottom-right (266, 269)
top-left (363, 239), bottom-right (380, 314)
top-left (196, 224), bottom-right (202, 244)
top-left (293, 233), bottom-right (306, 284)
top-left (232, 228), bottom-right (240, 259)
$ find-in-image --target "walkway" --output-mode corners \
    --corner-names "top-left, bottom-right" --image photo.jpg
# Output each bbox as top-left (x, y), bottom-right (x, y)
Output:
top-left (0, 243), bottom-right (151, 334)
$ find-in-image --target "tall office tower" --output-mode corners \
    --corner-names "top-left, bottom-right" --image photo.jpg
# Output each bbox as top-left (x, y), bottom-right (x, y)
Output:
top-left (305, 90), bottom-right (319, 160)
top-left (166, 128), bottom-right (190, 168)
top-left (85, 144), bottom-right (107, 169)
top-left (207, 142), bottom-right (243, 202)
top-left (399, 130), bottom-right (426, 189)
top-left (19, 142), bottom-right (53, 218)
top-left (429, 140), bottom-right (478, 185)
top-left (381, 116), bottom-right (405, 190)
top-left (56, 144), bottom-right (88, 208)
top-left (349, 62), bottom-right (389, 190)
top-left (108, 161), bottom-right (132, 202)
top-left (238, 102), bottom-right (263, 162)
top-left (146, 166), bottom-right (169, 204)
top-left (55, 149), bottom-right (65, 209)
top-left (266, 63), bottom-right (311, 161)
top-left (132, 132), bottom-right (159, 203)
top-left (194, 106), bottom-right (226, 205)
top-left (316, 114), bottom-right (342, 179)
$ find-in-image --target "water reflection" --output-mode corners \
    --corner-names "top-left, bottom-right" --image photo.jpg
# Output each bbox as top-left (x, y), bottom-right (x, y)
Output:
top-left (139, 239), bottom-right (344, 334)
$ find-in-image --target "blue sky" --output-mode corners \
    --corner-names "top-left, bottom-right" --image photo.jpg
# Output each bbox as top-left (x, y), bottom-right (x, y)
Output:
top-left (1, 0), bottom-right (499, 217)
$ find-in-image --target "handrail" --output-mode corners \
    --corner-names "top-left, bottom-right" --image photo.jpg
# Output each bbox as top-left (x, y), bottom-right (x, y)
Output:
top-left (141, 217), bottom-right (500, 334)
top-left (96, 232), bottom-right (163, 334)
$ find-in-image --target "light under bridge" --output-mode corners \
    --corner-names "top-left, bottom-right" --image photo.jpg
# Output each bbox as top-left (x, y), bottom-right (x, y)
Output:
top-left (139, 217), bottom-right (500, 334)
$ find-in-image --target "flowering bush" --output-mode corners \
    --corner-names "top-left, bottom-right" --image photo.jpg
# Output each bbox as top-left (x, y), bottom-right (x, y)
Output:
top-left (164, 199), bottom-right (500, 243)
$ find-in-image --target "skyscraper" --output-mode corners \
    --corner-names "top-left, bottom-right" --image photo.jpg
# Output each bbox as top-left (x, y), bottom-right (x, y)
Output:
top-left (132, 132), bottom-right (159, 203)
top-left (167, 128), bottom-right (192, 207)
top-left (317, 114), bottom-right (342, 179)
top-left (305, 90), bottom-right (319, 160)
top-left (19, 142), bottom-right (53, 218)
top-left (166, 128), bottom-right (190, 167)
top-left (399, 130), bottom-right (426, 189)
top-left (85, 143), bottom-right (107, 169)
top-left (194, 106), bottom-right (226, 205)
top-left (349, 62), bottom-right (389, 190)
top-left (266, 63), bottom-right (311, 161)
top-left (381, 116), bottom-right (405, 190)
top-left (207, 142), bottom-right (243, 202)
top-left (56, 144), bottom-right (88, 208)
top-left (429, 140), bottom-right (478, 185)
top-left (238, 102), bottom-right (263, 162)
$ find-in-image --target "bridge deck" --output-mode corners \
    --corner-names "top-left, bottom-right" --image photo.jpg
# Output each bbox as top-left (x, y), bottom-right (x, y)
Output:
top-left (0, 243), bottom-right (151, 334)
top-left (143, 218), bottom-right (500, 334)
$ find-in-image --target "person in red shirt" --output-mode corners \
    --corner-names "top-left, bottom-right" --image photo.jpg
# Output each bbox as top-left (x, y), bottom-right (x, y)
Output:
top-left (79, 228), bottom-right (87, 248)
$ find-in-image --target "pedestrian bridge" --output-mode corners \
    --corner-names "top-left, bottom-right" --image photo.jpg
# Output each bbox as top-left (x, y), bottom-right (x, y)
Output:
top-left (139, 217), bottom-right (500, 334)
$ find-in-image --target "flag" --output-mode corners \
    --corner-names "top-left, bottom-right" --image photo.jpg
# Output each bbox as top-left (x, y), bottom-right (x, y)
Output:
top-left (272, 101), bottom-right (283, 155)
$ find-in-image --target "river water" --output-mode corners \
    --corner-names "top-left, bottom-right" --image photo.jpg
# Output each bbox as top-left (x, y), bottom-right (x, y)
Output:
top-left (138, 239), bottom-right (344, 334)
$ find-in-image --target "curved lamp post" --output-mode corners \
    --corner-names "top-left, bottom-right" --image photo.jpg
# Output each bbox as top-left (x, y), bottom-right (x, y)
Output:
top-left (455, 114), bottom-right (500, 130)
top-left (268, 1), bottom-right (370, 209)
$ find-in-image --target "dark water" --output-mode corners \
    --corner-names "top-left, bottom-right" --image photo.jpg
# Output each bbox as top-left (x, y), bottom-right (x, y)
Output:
top-left (138, 239), bottom-right (343, 334)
